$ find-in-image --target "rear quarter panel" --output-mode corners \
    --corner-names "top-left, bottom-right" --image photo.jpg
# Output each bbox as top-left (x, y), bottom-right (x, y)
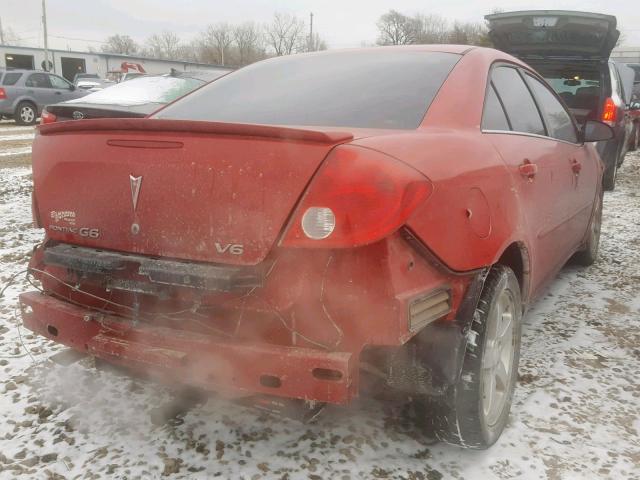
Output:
top-left (351, 130), bottom-right (525, 273)
top-left (351, 48), bottom-right (531, 277)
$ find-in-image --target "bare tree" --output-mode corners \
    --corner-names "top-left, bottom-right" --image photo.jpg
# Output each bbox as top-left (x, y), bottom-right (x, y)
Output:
top-left (176, 42), bottom-right (199, 62)
top-left (264, 13), bottom-right (306, 56)
top-left (146, 30), bottom-right (182, 59)
top-left (194, 33), bottom-right (217, 65)
top-left (203, 23), bottom-right (234, 65)
top-left (306, 32), bottom-right (327, 52)
top-left (233, 22), bottom-right (266, 65)
top-left (448, 22), bottom-right (469, 44)
top-left (448, 21), bottom-right (489, 46)
top-left (415, 14), bottom-right (449, 44)
top-left (0, 25), bottom-right (21, 45)
top-left (101, 34), bottom-right (139, 55)
top-left (376, 10), bottom-right (420, 45)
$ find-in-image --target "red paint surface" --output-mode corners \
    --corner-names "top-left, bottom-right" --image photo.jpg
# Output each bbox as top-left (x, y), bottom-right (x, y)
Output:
top-left (24, 46), bottom-right (602, 402)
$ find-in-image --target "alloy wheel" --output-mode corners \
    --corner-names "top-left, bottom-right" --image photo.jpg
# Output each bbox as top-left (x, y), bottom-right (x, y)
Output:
top-left (481, 288), bottom-right (516, 427)
top-left (20, 106), bottom-right (35, 124)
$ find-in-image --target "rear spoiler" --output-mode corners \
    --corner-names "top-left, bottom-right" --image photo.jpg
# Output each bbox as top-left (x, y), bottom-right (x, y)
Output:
top-left (37, 118), bottom-right (354, 144)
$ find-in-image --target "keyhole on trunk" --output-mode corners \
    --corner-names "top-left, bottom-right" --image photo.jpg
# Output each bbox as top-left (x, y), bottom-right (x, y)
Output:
top-left (131, 223), bottom-right (140, 235)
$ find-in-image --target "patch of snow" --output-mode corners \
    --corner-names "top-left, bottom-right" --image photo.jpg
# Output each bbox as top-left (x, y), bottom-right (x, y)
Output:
top-left (0, 147), bottom-right (32, 157)
top-left (63, 76), bottom-right (202, 107)
top-left (0, 150), bottom-right (638, 479)
top-left (0, 134), bottom-right (35, 142)
top-left (0, 126), bottom-right (35, 134)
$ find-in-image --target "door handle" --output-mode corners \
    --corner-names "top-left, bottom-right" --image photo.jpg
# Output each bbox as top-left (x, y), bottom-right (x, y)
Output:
top-left (570, 158), bottom-right (582, 174)
top-left (54, 91), bottom-right (62, 95)
top-left (519, 159), bottom-right (538, 179)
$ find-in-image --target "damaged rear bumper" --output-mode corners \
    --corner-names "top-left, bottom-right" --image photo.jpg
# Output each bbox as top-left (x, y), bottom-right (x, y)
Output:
top-left (19, 291), bottom-right (357, 405)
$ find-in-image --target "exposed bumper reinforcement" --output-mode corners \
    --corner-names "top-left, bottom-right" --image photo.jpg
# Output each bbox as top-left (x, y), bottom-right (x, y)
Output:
top-left (19, 291), bottom-right (357, 405)
top-left (43, 243), bottom-right (264, 292)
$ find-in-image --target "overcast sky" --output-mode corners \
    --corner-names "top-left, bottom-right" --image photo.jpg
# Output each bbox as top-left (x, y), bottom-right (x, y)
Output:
top-left (3, 0), bottom-right (639, 52)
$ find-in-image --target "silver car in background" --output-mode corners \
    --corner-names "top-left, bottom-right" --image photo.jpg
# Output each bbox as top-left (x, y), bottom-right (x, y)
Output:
top-left (0, 69), bottom-right (89, 125)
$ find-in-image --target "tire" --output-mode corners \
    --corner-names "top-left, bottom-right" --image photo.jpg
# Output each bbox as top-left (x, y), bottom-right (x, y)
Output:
top-left (429, 265), bottom-right (522, 449)
top-left (630, 124), bottom-right (639, 152)
top-left (602, 159), bottom-right (617, 192)
top-left (572, 192), bottom-right (603, 266)
top-left (15, 101), bottom-right (37, 126)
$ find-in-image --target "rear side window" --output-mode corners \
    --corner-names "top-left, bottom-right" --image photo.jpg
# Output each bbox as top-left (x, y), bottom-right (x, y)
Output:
top-left (482, 83), bottom-right (510, 131)
top-left (49, 75), bottom-right (71, 89)
top-left (491, 66), bottom-right (545, 136)
top-left (525, 73), bottom-right (577, 143)
top-left (157, 51), bottom-right (461, 130)
top-left (2, 72), bottom-right (23, 86)
top-left (25, 73), bottom-right (51, 88)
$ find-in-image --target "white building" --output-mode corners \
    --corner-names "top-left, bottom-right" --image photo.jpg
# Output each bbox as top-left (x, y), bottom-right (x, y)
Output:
top-left (0, 44), bottom-right (229, 81)
top-left (611, 47), bottom-right (640, 64)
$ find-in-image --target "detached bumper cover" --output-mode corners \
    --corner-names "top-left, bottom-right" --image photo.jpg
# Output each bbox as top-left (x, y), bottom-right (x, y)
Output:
top-left (20, 291), bottom-right (357, 405)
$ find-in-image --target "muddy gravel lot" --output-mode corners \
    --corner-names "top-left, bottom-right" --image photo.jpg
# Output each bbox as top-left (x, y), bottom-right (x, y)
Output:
top-left (0, 122), bottom-right (639, 479)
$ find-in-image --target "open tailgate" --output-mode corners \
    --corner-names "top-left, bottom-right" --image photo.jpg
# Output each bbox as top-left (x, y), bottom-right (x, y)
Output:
top-left (485, 10), bottom-right (620, 60)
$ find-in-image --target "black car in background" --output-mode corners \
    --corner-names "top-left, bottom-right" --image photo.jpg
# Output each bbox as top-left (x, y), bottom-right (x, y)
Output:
top-left (42, 69), bottom-right (232, 123)
top-left (624, 63), bottom-right (640, 151)
top-left (486, 10), bottom-right (636, 190)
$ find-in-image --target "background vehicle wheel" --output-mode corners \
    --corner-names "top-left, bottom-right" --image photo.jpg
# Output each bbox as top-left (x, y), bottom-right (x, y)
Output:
top-left (602, 160), bottom-right (617, 192)
top-left (15, 102), bottom-right (37, 126)
top-left (429, 265), bottom-right (522, 449)
top-left (631, 124), bottom-right (639, 152)
top-left (572, 192), bottom-right (603, 266)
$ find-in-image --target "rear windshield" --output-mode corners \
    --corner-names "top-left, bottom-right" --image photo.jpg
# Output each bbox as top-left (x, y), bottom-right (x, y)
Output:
top-left (156, 50), bottom-right (461, 129)
top-left (65, 75), bottom-right (204, 106)
top-left (2, 72), bottom-right (23, 86)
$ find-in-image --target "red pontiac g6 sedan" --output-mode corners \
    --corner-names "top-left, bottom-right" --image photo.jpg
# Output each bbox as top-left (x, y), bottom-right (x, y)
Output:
top-left (21, 46), bottom-right (612, 449)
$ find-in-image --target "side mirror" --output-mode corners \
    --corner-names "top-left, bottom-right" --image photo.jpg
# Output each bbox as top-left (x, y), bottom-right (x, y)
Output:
top-left (69, 84), bottom-right (76, 91)
top-left (581, 120), bottom-right (614, 143)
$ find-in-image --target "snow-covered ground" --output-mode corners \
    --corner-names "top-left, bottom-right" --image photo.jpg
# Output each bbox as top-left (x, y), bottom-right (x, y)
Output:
top-left (0, 123), bottom-right (639, 479)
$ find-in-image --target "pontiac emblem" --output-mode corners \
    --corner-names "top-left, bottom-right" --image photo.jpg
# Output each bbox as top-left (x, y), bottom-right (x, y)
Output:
top-left (129, 175), bottom-right (142, 212)
top-left (72, 111), bottom-right (84, 120)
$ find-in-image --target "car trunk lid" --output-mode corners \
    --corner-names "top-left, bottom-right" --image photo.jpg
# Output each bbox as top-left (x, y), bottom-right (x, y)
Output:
top-left (33, 118), bottom-right (355, 266)
top-left (485, 10), bottom-right (620, 60)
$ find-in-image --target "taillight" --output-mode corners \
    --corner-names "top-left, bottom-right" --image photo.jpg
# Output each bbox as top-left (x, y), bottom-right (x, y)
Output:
top-left (0, 88), bottom-right (6, 99)
top-left (280, 145), bottom-right (432, 248)
top-left (40, 109), bottom-right (57, 124)
top-left (602, 97), bottom-right (617, 124)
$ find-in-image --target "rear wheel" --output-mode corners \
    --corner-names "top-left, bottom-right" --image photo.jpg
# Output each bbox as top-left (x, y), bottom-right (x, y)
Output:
top-left (428, 265), bottom-right (522, 449)
top-left (15, 101), bottom-right (37, 126)
top-left (573, 192), bottom-right (603, 266)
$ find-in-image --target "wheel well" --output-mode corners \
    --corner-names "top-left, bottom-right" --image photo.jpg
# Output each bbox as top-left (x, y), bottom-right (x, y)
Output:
top-left (15, 100), bottom-right (37, 112)
top-left (496, 242), bottom-right (529, 301)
